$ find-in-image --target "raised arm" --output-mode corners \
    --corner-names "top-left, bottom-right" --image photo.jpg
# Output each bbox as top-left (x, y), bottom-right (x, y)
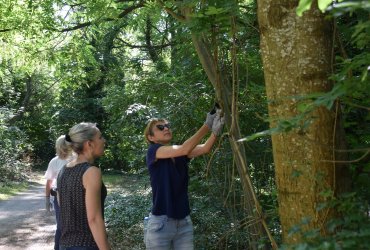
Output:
top-left (83, 167), bottom-right (110, 250)
top-left (187, 133), bottom-right (217, 158)
top-left (156, 124), bottom-right (210, 159)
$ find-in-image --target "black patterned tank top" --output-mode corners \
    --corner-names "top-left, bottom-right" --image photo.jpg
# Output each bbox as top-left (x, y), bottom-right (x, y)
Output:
top-left (57, 162), bottom-right (107, 248)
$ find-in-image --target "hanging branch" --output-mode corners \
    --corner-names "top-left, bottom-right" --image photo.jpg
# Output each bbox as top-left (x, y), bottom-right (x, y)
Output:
top-left (59, 2), bottom-right (145, 32)
top-left (230, 14), bottom-right (277, 250)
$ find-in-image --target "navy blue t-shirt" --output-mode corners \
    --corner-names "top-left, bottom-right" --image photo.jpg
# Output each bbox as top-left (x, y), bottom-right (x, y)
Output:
top-left (146, 143), bottom-right (191, 219)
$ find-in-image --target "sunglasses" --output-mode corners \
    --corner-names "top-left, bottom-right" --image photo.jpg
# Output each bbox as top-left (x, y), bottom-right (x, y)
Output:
top-left (156, 123), bottom-right (171, 131)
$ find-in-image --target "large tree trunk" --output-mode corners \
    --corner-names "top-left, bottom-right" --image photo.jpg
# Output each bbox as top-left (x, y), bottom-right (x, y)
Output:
top-left (257, 1), bottom-right (350, 244)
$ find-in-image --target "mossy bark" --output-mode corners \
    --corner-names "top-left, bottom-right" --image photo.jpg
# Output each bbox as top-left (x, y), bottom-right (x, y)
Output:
top-left (257, 0), bottom-right (350, 244)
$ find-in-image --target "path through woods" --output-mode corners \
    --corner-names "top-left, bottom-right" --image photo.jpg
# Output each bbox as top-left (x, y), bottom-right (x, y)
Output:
top-left (0, 173), bottom-right (55, 250)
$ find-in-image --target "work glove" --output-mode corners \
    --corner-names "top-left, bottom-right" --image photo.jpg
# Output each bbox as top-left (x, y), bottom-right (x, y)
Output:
top-left (204, 111), bottom-right (217, 129)
top-left (45, 196), bottom-right (52, 212)
top-left (212, 110), bottom-right (225, 136)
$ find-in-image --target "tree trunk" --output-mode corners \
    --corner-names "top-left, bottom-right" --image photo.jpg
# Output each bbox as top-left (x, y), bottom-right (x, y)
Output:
top-left (257, 0), bottom-right (350, 244)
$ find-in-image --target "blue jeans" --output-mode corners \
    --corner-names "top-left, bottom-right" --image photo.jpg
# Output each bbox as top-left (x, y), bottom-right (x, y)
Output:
top-left (59, 246), bottom-right (98, 250)
top-left (145, 214), bottom-right (194, 250)
top-left (53, 197), bottom-right (61, 250)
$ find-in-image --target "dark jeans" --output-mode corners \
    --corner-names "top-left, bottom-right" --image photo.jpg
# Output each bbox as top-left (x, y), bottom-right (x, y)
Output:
top-left (54, 197), bottom-right (61, 250)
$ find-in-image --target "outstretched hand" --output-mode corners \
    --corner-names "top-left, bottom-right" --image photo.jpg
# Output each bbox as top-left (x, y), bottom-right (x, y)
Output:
top-left (212, 110), bottom-right (225, 136)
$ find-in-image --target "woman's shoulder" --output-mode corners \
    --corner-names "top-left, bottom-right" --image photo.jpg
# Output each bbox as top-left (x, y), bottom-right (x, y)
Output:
top-left (82, 166), bottom-right (102, 188)
top-left (49, 156), bottom-right (68, 167)
top-left (84, 165), bottom-right (101, 176)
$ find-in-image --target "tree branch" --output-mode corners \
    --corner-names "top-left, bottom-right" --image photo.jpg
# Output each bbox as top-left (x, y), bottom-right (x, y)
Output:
top-left (0, 28), bottom-right (13, 33)
top-left (60, 22), bottom-right (93, 32)
top-left (118, 1), bottom-right (145, 18)
top-left (156, 0), bottom-right (186, 22)
top-left (114, 37), bottom-right (174, 49)
top-left (59, 2), bottom-right (145, 32)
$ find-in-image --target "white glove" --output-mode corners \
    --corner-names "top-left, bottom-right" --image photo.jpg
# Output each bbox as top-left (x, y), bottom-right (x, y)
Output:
top-left (204, 111), bottom-right (216, 129)
top-left (212, 110), bottom-right (225, 136)
top-left (45, 196), bottom-right (52, 212)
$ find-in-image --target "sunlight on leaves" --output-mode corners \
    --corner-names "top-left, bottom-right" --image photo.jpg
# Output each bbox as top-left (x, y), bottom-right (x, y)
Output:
top-left (318, 0), bottom-right (334, 12)
top-left (296, 0), bottom-right (313, 16)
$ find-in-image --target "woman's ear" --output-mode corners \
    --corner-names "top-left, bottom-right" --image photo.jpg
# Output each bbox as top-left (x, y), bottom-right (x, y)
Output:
top-left (83, 140), bottom-right (92, 150)
top-left (147, 135), bottom-right (155, 143)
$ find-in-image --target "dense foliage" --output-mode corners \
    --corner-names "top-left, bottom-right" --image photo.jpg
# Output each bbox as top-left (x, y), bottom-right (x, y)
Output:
top-left (0, 0), bottom-right (368, 249)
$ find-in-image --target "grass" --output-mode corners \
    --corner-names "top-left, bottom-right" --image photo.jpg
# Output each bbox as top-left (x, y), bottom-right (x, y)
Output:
top-left (0, 170), bottom-right (45, 200)
top-left (0, 182), bottom-right (29, 200)
top-left (102, 173), bottom-right (125, 189)
top-left (103, 172), bottom-right (150, 193)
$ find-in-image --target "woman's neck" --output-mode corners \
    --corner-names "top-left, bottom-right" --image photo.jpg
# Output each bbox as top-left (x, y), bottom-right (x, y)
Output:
top-left (75, 154), bottom-right (94, 165)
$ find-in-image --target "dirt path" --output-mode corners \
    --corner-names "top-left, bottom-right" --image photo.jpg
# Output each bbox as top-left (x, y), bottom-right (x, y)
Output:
top-left (0, 173), bottom-right (55, 250)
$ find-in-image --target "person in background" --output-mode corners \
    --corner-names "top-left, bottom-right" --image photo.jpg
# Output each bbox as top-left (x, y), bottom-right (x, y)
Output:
top-left (57, 122), bottom-right (110, 250)
top-left (143, 108), bottom-right (224, 250)
top-left (45, 135), bottom-right (73, 250)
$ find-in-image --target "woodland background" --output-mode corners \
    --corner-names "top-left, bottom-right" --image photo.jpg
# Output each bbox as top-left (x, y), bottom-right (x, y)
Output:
top-left (0, 0), bottom-right (369, 249)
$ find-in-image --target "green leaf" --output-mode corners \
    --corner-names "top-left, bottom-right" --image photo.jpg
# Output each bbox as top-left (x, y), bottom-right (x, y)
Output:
top-left (361, 67), bottom-right (368, 81)
top-left (205, 6), bottom-right (225, 15)
top-left (318, 0), bottom-right (333, 12)
top-left (237, 130), bottom-right (272, 142)
top-left (297, 102), bottom-right (311, 113)
top-left (296, 0), bottom-right (313, 17)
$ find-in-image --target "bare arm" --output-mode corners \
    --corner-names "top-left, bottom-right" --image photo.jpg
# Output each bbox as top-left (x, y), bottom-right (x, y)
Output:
top-left (156, 124), bottom-right (210, 159)
top-left (83, 167), bottom-right (110, 250)
top-left (187, 133), bottom-right (217, 158)
top-left (45, 179), bottom-right (52, 196)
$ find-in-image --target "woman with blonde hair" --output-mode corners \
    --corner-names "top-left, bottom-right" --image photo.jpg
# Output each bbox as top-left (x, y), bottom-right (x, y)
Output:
top-left (57, 122), bottom-right (110, 250)
top-left (143, 109), bottom-right (224, 249)
top-left (45, 135), bottom-right (74, 250)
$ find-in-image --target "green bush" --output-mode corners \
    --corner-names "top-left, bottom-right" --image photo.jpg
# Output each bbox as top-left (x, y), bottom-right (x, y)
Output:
top-left (0, 109), bottom-right (32, 183)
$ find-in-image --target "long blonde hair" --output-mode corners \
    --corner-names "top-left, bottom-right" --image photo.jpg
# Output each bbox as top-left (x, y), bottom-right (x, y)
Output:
top-left (55, 135), bottom-right (71, 160)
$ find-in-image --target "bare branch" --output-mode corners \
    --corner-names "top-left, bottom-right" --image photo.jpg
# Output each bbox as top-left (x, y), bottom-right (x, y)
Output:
top-left (322, 149), bottom-right (370, 163)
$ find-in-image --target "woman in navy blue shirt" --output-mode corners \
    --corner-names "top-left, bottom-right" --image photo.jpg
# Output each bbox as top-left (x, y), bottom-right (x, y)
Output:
top-left (144, 110), bottom-right (224, 249)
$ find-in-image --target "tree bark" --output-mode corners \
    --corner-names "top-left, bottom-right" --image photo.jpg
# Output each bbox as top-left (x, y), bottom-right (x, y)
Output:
top-left (257, 0), bottom-right (350, 244)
